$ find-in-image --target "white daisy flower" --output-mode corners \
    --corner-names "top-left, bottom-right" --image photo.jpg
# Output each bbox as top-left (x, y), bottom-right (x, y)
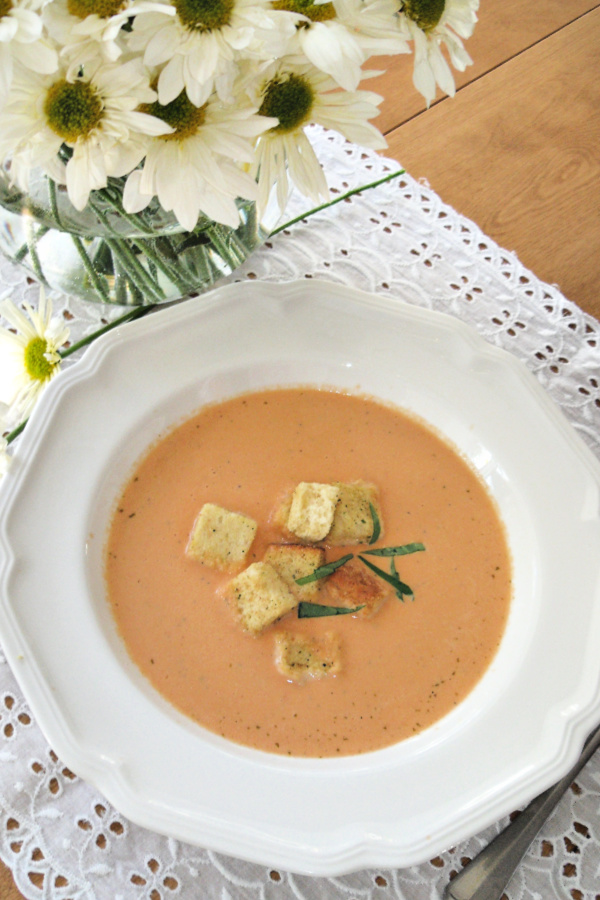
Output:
top-left (127, 0), bottom-right (297, 107)
top-left (123, 88), bottom-right (277, 230)
top-left (398, 0), bottom-right (479, 106)
top-left (251, 62), bottom-right (386, 213)
top-left (43, 0), bottom-right (176, 79)
top-left (276, 0), bottom-right (408, 91)
top-left (0, 58), bottom-right (173, 211)
top-left (0, 288), bottom-right (69, 427)
top-left (0, 0), bottom-right (58, 100)
top-left (333, 0), bottom-right (410, 55)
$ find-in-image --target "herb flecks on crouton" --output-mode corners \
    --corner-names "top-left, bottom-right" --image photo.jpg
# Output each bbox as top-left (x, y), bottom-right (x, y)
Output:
top-left (328, 481), bottom-right (383, 545)
top-left (274, 631), bottom-right (342, 682)
top-left (326, 557), bottom-right (389, 617)
top-left (263, 543), bottom-right (326, 600)
top-left (186, 502), bottom-right (257, 571)
top-left (286, 481), bottom-right (340, 542)
top-left (225, 562), bottom-right (299, 634)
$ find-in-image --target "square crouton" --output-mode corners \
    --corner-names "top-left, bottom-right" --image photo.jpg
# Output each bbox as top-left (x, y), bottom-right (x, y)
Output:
top-left (274, 631), bottom-right (342, 682)
top-left (263, 543), bottom-right (326, 601)
top-left (271, 491), bottom-right (293, 534)
top-left (286, 482), bottom-right (340, 542)
top-left (326, 558), bottom-right (389, 617)
top-left (186, 502), bottom-right (257, 571)
top-left (225, 562), bottom-right (298, 634)
top-left (327, 481), bottom-right (383, 545)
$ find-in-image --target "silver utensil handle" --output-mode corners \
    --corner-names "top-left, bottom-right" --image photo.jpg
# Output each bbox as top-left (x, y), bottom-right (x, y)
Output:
top-left (445, 723), bottom-right (600, 900)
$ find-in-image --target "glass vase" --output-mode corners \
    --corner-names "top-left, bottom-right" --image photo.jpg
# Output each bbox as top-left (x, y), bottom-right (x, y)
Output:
top-left (0, 166), bottom-right (270, 306)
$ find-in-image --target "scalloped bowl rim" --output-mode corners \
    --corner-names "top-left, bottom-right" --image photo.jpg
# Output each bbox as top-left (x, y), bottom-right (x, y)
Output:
top-left (0, 280), bottom-right (599, 875)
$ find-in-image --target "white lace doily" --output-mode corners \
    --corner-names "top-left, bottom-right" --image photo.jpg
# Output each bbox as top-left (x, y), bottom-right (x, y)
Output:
top-left (1, 127), bottom-right (599, 900)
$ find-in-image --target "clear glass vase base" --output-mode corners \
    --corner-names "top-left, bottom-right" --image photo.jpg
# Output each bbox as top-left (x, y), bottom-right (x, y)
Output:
top-left (0, 171), bottom-right (267, 306)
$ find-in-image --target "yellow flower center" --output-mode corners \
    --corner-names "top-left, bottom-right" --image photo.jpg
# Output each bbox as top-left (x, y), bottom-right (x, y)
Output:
top-left (24, 337), bottom-right (55, 383)
top-left (259, 74), bottom-right (314, 133)
top-left (173, 0), bottom-right (235, 31)
top-left (0, 0), bottom-right (13, 19)
top-left (401, 0), bottom-right (445, 32)
top-left (44, 79), bottom-right (104, 143)
top-left (272, 0), bottom-right (336, 23)
top-left (67, 0), bottom-right (128, 18)
top-left (140, 90), bottom-right (207, 141)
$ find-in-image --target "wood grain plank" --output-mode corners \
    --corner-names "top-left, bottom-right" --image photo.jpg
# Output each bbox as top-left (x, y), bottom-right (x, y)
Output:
top-left (370, 0), bottom-right (599, 134)
top-left (383, 8), bottom-right (600, 320)
top-left (0, 859), bottom-right (27, 900)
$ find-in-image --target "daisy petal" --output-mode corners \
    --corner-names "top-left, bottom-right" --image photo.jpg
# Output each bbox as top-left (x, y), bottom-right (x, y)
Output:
top-left (123, 169), bottom-right (153, 214)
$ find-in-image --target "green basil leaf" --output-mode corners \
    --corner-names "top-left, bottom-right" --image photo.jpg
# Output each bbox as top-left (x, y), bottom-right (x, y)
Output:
top-left (390, 556), bottom-right (403, 602)
top-left (358, 554), bottom-right (413, 596)
top-left (363, 542), bottom-right (425, 557)
top-left (391, 556), bottom-right (413, 601)
top-left (295, 553), bottom-right (354, 585)
top-left (368, 502), bottom-right (381, 544)
top-left (298, 602), bottom-right (365, 618)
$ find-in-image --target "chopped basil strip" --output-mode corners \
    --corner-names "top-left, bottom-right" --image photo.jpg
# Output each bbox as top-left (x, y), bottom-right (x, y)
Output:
top-left (359, 555), bottom-right (413, 597)
top-left (363, 542), bottom-right (425, 557)
top-left (391, 556), bottom-right (413, 601)
top-left (298, 602), bottom-right (365, 618)
top-left (368, 502), bottom-right (381, 544)
top-left (295, 553), bottom-right (354, 585)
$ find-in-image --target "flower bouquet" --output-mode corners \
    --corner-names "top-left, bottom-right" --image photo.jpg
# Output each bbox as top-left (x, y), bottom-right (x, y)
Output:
top-left (0, 0), bottom-right (478, 306)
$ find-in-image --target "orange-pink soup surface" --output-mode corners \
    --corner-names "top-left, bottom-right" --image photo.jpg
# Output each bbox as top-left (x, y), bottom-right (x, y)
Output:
top-left (105, 388), bottom-right (511, 757)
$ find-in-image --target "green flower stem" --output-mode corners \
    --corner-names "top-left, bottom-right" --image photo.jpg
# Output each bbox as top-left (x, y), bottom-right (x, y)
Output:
top-left (71, 234), bottom-right (112, 302)
top-left (269, 168), bottom-right (405, 236)
top-left (14, 226), bottom-right (49, 263)
top-left (87, 196), bottom-right (168, 302)
top-left (5, 420), bottom-right (27, 444)
top-left (60, 302), bottom-right (155, 360)
top-left (24, 218), bottom-right (48, 285)
top-left (105, 237), bottom-right (166, 303)
top-left (230, 229), bottom-right (253, 264)
top-left (26, 241), bottom-right (47, 286)
top-left (96, 185), bottom-right (156, 236)
top-left (134, 237), bottom-right (194, 293)
top-left (243, 201), bottom-right (258, 238)
top-left (48, 178), bottom-right (63, 230)
top-left (147, 256), bottom-right (158, 281)
top-left (153, 235), bottom-right (178, 264)
top-left (149, 232), bottom-right (185, 270)
top-left (126, 271), bottom-right (145, 305)
top-left (205, 223), bottom-right (247, 268)
top-left (86, 194), bottom-right (123, 237)
top-left (113, 258), bottom-right (129, 306)
top-left (155, 231), bottom-right (208, 289)
top-left (180, 238), bottom-right (216, 284)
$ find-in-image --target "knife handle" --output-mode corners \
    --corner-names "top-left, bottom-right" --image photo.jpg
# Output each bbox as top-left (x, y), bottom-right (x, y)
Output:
top-left (445, 724), bottom-right (600, 900)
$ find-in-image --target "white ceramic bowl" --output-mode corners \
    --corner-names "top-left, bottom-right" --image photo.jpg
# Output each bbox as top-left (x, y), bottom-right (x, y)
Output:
top-left (1, 280), bottom-right (600, 875)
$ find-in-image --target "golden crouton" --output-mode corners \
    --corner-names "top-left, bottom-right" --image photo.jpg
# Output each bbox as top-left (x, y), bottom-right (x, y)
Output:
top-left (274, 631), bottom-right (342, 682)
top-left (286, 481), bottom-right (340, 542)
top-left (263, 543), bottom-right (326, 600)
top-left (186, 502), bottom-right (257, 571)
top-left (225, 562), bottom-right (298, 634)
top-left (326, 558), bottom-right (389, 617)
top-left (271, 491), bottom-right (293, 534)
top-left (327, 481), bottom-right (383, 545)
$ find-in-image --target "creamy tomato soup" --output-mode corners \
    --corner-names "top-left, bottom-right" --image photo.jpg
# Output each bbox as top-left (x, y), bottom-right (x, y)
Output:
top-left (105, 388), bottom-right (511, 757)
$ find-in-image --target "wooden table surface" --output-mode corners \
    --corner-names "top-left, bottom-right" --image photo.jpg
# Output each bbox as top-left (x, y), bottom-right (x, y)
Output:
top-left (1, 3), bottom-right (598, 897)
top-left (371, 0), bottom-right (600, 322)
